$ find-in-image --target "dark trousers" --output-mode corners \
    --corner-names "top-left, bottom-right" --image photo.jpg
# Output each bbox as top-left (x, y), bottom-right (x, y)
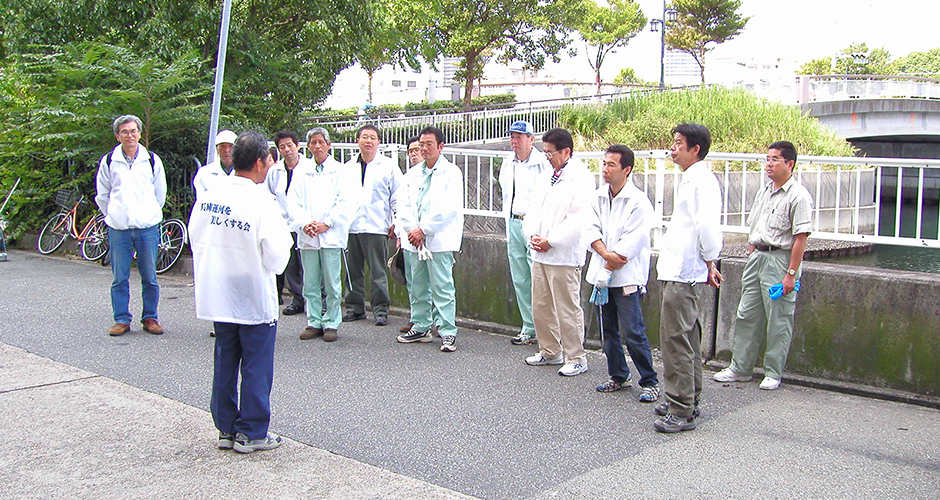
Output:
top-left (599, 288), bottom-right (659, 387)
top-left (277, 234), bottom-right (304, 308)
top-left (211, 321), bottom-right (277, 440)
top-left (344, 233), bottom-right (390, 317)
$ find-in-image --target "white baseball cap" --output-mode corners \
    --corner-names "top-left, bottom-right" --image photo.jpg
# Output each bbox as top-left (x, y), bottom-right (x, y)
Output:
top-left (215, 130), bottom-right (237, 145)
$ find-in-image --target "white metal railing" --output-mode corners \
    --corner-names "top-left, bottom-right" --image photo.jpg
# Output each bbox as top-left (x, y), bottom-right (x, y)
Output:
top-left (305, 144), bottom-right (940, 249)
top-left (798, 75), bottom-right (940, 103)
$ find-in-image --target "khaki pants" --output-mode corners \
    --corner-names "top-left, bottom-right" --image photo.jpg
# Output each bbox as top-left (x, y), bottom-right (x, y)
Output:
top-left (660, 281), bottom-right (703, 417)
top-left (531, 261), bottom-right (586, 365)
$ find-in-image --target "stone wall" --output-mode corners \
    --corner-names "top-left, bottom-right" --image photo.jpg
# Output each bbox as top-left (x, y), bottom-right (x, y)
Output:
top-left (399, 233), bottom-right (940, 396)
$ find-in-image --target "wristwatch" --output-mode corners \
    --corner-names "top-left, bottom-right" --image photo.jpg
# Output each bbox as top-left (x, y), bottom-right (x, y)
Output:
top-left (787, 268), bottom-right (797, 276)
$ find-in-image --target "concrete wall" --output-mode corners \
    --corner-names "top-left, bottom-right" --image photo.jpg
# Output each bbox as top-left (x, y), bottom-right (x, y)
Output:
top-left (410, 233), bottom-right (940, 396)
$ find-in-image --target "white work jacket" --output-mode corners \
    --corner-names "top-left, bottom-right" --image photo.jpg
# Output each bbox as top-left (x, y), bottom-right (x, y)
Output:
top-left (585, 180), bottom-right (654, 288)
top-left (396, 156), bottom-right (464, 253)
top-left (523, 158), bottom-right (595, 268)
top-left (95, 144), bottom-right (166, 230)
top-left (347, 153), bottom-right (403, 235)
top-left (286, 156), bottom-right (360, 250)
top-left (265, 155), bottom-right (311, 222)
top-left (193, 160), bottom-right (234, 198)
top-left (497, 149), bottom-right (548, 228)
top-left (189, 175), bottom-right (292, 325)
top-left (655, 160), bottom-right (723, 283)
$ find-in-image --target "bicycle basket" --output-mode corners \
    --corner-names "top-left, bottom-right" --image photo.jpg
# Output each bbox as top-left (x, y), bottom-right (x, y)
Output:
top-left (54, 189), bottom-right (80, 209)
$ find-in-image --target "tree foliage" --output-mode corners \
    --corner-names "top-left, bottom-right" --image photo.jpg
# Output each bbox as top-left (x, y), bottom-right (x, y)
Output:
top-left (798, 43), bottom-right (894, 76)
top-left (574, 0), bottom-right (646, 96)
top-left (890, 48), bottom-right (940, 76)
top-left (389, 0), bottom-right (581, 107)
top-left (665, 0), bottom-right (749, 84)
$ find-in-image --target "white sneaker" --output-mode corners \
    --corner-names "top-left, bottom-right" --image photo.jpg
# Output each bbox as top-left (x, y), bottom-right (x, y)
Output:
top-left (759, 376), bottom-right (781, 390)
top-left (713, 367), bottom-right (752, 383)
top-left (525, 353), bottom-right (564, 366)
top-left (558, 362), bottom-right (588, 377)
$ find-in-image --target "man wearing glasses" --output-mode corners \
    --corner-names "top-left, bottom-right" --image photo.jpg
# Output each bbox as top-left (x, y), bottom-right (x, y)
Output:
top-left (522, 128), bottom-right (595, 377)
top-left (498, 121), bottom-right (548, 346)
top-left (96, 114), bottom-right (167, 336)
top-left (713, 141), bottom-right (812, 391)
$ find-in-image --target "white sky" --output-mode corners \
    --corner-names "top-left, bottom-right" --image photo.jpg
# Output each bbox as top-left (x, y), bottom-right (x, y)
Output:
top-left (543, 0), bottom-right (940, 82)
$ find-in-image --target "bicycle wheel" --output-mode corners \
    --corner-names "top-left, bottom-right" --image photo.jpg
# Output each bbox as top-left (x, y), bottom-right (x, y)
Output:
top-left (156, 218), bottom-right (187, 274)
top-left (81, 216), bottom-right (109, 261)
top-left (37, 212), bottom-right (70, 254)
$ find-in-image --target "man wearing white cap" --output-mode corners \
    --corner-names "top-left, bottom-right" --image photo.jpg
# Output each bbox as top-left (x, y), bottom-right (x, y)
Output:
top-left (193, 129), bottom-right (238, 197)
top-left (498, 120), bottom-right (548, 346)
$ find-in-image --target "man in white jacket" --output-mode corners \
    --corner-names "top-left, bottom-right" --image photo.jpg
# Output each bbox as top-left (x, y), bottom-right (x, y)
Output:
top-left (343, 125), bottom-right (403, 326)
top-left (523, 128), bottom-right (595, 377)
top-left (266, 130), bottom-right (309, 315)
top-left (395, 126), bottom-right (464, 352)
top-left (189, 130), bottom-right (293, 453)
top-left (287, 127), bottom-right (360, 343)
top-left (498, 120), bottom-right (548, 346)
top-left (95, 114), bottom-right (167, 336)
top-left (586, 145), bottom-right (661, 401)
top-left (653, 123), bottom-right (723, 433)
top-left (193, 129), bottom-right (237, 197)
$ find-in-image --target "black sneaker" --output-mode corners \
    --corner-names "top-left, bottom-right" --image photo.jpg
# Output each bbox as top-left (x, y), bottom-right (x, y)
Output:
top-left (343, 311), bottom-right (367, 322)
top-left (654, 413), bottom-right (696, 433)
top-left (282, 303), bottom-right (304, 316)
top-left (218, 432), bottom-right (234, 450)
top-left (440, 335), bottom-right (456, 352)
top-left (233, 432), bottom-right (283, 453)
top-left (397, 328), bottom-right (432, 343)
top-left (374, 315), bottom-right (388, 326)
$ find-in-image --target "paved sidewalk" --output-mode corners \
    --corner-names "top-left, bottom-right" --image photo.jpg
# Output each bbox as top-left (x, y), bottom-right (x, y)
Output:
top-left (0, 343), bottom-right (473, 499)
top-left (1, 249), bottom-right (939, 499)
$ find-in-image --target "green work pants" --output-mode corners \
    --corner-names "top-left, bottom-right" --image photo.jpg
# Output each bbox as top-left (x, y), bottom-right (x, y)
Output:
top-left (729, 250), bottom-right (799, 380)
top-left (404, 250), bottom-right (457, 336)
top-left (660, 281), bottom-right (703, 418)
top-left (300, 248), bottom-right (343, 330)
top-left (507, 218), bottom-right (535, 336)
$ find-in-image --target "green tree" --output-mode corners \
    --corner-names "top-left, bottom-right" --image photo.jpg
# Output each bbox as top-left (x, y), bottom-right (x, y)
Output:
top-left (894, 48), bottom-right (940, 76)
top-left (354, 1), bottom-right (423, 103)
top-left (798, 57), bottom-right (833, 75)
top-left (574, 0), bottom-right (646, 96)
top-left (390, 0), bottom-right (580, 108)
top-left (612, 66), bottom-right (653, 86)
top-left (664, 0), bottom-right (749, 85)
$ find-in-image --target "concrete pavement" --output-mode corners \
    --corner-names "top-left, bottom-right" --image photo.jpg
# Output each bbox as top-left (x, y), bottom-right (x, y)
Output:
top-left (1, 249), bottom-right (938, 499)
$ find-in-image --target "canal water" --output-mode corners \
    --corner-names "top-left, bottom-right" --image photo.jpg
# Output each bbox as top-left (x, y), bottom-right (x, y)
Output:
top-left (826, 199), bottom-right (940, 274)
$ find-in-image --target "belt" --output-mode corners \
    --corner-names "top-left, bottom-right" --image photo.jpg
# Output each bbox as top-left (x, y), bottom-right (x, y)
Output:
top-left (511, 214), bottom-right (524, 220)
top-left (754, 244), bottom-right (782, 252)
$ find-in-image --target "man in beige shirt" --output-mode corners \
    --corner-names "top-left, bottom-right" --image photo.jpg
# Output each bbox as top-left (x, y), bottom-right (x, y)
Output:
top-left (713, 140), bottom-right (813, 391)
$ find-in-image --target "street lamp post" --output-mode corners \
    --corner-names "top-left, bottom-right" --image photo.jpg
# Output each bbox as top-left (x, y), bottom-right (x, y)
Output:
top-left (649, 1), bottom-right (677, 92)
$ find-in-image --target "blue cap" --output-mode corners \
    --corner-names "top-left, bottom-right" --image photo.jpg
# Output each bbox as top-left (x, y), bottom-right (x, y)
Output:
top-left (508, 120), bottom-right (534, 135)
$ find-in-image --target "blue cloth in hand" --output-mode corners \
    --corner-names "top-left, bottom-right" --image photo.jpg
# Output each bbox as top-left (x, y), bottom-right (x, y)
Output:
top-left (590, 286), bottom-right (608, 306)
top-left (768, 280), bottom-right (801, 300)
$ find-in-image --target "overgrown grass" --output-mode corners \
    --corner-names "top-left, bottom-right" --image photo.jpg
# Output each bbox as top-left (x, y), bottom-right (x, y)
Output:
top-left (559, 87), bottom-right (856, 157)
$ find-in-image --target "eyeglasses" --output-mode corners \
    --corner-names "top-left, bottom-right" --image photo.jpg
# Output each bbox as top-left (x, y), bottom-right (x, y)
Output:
top-left (544, 148), bottom-right (566, 159)
top-left (118, 129), bottom-right (140, 136)
top-left (407, 148), bottom-right (420, 154)
top-left (765, 156), bottom-right (789, 163)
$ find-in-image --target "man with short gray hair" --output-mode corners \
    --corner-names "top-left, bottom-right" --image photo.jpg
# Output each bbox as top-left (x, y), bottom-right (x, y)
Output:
top-left (287, 127), bottom-right (360, 342)
top-left (96, 114), bottom-right (167, 336)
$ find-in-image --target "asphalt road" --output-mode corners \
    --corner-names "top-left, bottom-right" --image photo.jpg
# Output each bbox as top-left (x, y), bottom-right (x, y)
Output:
top-left (1, 249), bottom-right (938, 499)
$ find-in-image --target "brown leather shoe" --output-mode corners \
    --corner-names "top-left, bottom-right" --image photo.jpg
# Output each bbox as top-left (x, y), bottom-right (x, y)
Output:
top-left (108, 323), bottom-right (130, 336)
top-left (399, 322), bottom-right (414, 333)
top-left (141, 318), bottom-right (164, 335)
top-left (323, 328), bottom-right (338, 342)
top-left (299, 327), bottom-right (322, 340)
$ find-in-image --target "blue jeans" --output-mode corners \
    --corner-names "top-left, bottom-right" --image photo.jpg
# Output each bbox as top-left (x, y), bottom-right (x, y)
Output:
top-left (599, 288), bottom-right (659, 387)
top-left (211, 321), bottom-right (277, 440)
top-left (109, 225), bottom-right (160, 324)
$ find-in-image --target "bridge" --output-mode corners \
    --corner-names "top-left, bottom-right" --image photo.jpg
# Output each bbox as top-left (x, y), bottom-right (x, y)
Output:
top-left (798, 75), bottom-right (940, 158)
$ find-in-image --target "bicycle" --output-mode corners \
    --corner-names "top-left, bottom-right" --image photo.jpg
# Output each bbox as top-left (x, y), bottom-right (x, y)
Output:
top-left (98, 217), bottom-right (188, 274)
top-left (36, 189), bottom-right (109, 261)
